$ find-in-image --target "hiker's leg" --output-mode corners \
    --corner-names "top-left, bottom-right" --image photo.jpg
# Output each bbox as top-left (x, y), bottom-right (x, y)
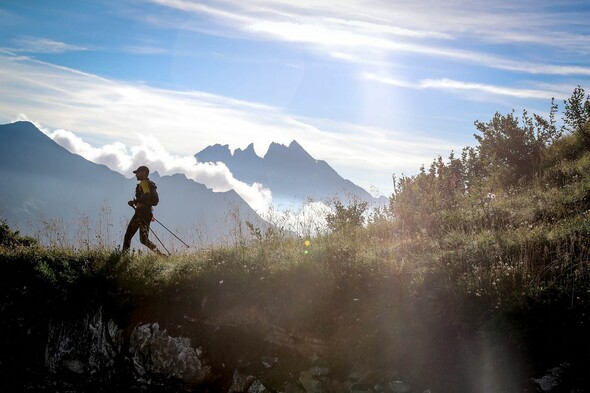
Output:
top-left (138, 221), bottom-right (163, 254)
top-left (122, 215), bottom-right (141, 251)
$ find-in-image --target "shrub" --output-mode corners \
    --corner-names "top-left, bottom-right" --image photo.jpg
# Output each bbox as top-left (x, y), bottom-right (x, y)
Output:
top-left (0, 219), bottom-right (37, 249)
top-left (325, 200), bottom-right (368, 233)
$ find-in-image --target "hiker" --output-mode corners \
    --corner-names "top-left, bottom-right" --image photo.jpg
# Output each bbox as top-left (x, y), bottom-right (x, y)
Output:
top-left (122, 165), bottom-right (164, 255)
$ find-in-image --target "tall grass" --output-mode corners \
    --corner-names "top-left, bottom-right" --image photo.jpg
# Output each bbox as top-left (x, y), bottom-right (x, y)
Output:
top-left (2, 157), bottom-right (589, 391)
top-left (3, 142), bottom-right (589, 330)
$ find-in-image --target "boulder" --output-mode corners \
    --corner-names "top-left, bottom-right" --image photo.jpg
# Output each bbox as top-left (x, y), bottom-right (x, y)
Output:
top-left (129, 322), bottom-right (211, 386)
top-left (45, 307), bottom-right (123, 377)
top-left (228, 369), bottom-right (255, 392)
top-left (248, 379), bottom-right (270, 392)
top-left (531, 362), bottom-right (572, 393)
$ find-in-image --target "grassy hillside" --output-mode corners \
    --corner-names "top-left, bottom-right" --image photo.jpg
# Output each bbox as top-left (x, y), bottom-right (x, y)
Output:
top-left (2, 88), bottom-right (590, 392)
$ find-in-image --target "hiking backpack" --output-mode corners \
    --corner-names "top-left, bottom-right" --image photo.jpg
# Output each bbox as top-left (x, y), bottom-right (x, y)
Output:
top-left (148, 180), bottom-right (159, 206)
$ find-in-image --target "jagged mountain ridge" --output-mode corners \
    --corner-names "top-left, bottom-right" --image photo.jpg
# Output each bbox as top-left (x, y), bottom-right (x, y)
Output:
top-left (0, 121), bottom-right (263, 247)
top-left (196, 140), bottom-right (378, 204)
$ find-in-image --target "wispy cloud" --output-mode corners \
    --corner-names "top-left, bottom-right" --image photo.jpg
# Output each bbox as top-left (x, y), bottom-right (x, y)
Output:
top-left (0, 51), bottom-right (455, 197)
top-left (419, 79), bottom-right (569, 100)
top-left (144, 0), bottom-right (590, 76)
top-left (121, 45), bottom-right (169, 55)
top-left (11, 36), bottom-right (89, 54)
top-left (362, 73), bottom-right (571, 100)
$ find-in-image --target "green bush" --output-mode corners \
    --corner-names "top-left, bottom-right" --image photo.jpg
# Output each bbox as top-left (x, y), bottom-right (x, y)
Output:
top-left (0, 219), bottom-right (37, 249)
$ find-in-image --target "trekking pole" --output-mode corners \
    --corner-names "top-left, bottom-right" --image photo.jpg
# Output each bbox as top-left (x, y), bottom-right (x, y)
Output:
top-left (145, 220), bottom-right (171, 255)
top-left (129, 206), bottom-right (171, 255)
top-left (152, 217), bottom-right (190, 248)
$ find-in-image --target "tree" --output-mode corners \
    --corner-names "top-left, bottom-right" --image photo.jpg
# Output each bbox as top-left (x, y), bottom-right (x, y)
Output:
top-left (473, 110), bottom-right (550, 187)
top-left (563, 85), bottom-right (590, 145)
top-left (0, 219), bottom-right (37, 249)
top-left (326, 200), bottom-right (368, 233)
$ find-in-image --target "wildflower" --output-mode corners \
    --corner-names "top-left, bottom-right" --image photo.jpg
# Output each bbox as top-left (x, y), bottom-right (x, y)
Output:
top-left (219, 280), bottom-right (224, 285)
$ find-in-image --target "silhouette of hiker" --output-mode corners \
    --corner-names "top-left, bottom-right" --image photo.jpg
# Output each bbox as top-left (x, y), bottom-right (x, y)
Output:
top-left (122, 165), bottom-right (164, 255)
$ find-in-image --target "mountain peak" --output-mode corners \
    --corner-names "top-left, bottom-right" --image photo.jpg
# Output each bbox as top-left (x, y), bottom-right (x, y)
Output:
top-left (0, 121), bottom-right (50, 141)
top-left (195, 143), bottom-right (232, 163)
top-left (288, 140), bottom-right (312, 158)
top-left (234, 143), bottom-right (260, 160)
top-left (190, 137), bottom-right (375, 203)
top-left (0, 121), bottom-right (71, 163)
top-left (264, 140), bottom-right (313, 161)
top-left (288, 140), bottom-right (302, 149)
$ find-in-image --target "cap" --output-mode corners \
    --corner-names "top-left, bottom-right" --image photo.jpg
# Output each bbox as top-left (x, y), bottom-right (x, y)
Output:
top-left (133, 165), bottom-right (150, 174)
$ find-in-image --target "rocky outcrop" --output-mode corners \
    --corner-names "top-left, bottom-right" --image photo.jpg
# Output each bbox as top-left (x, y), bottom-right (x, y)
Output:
top-left (44, 307), bottom-right (565, 393)
top-left (129, 322), bottom-right (211, 386)
top-left (45, 309), bottom-right (211, 388)
top-left (45, 308), bottom-right (123, 377)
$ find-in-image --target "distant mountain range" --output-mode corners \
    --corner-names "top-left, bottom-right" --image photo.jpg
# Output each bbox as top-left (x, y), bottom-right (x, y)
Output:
top-left (0, 122), bottom-right (262, 249)
top-left (196, 141), bottom-right (383, 205)
top-left (0, 121), bottom-right (385, 248)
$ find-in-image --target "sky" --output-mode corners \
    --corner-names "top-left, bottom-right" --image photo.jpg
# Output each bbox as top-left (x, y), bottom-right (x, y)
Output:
top-left (1, 0), bottom-right (590, 212)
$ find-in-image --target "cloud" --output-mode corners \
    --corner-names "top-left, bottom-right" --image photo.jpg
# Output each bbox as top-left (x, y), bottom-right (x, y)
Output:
top-left (0, 51), bottom-right (299, 156)
top-left (419, 79), bottom-right (569, 100)
top-left (362, 73), bottom-right (571, 100)
top-left (11, 36), bottom-right (89, 54)
top-left (144, 0), bottom-right (590, 75)
top-left (41, 125), bottom-right (274, 213)
top-left (0, 51), bottom-right (463, 196)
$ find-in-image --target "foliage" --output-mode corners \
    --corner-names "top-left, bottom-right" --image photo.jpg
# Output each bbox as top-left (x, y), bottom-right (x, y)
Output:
top-left (473, 109), bottom-right (558, 185)
top-left (0, 219), bottom-right (37, 249)
top-left (563, 85), bottom-right (590, 144)
top-left (325, 199), bottom-right (368, 233)
top-left (386, 87), bottom-right (590, 318)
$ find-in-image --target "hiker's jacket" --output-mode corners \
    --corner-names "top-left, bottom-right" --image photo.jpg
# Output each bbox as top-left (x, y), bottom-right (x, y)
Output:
top-left (135, 179), bottom-right (157, 209)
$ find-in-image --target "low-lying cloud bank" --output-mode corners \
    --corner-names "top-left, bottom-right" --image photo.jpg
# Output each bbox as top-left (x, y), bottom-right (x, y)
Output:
top-left (30, 120), bottom-right (274, 213)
